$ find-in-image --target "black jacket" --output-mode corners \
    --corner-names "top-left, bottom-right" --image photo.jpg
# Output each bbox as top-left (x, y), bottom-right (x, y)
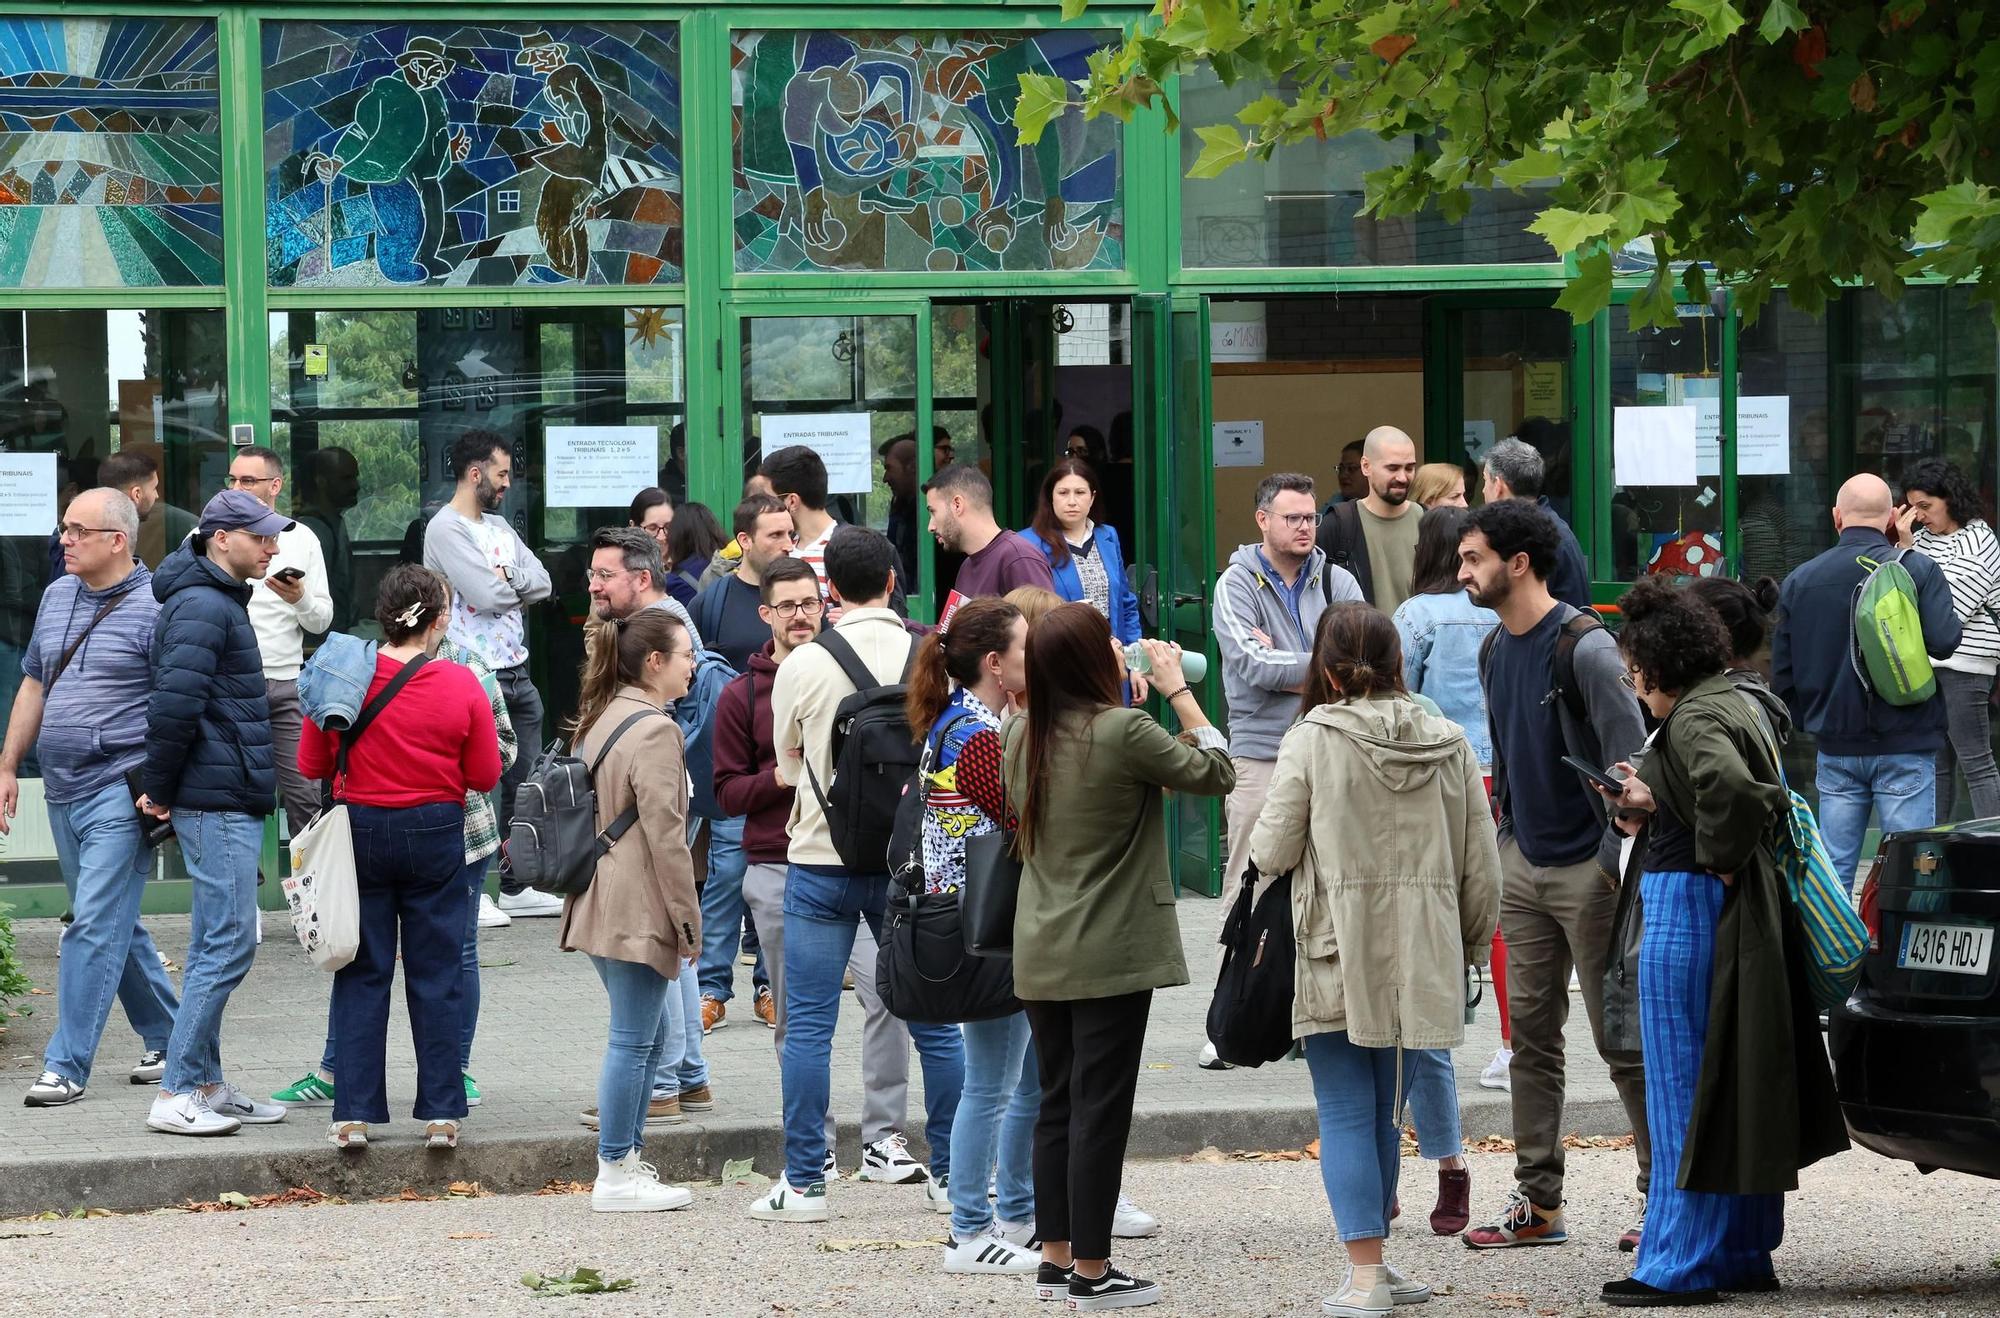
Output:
top-left (1771, 526), bottom-right (1961, 756)
top-left (1315, 501), bottom-right (1377, 604)
top-left (143, 541), bottom-right (275, 815)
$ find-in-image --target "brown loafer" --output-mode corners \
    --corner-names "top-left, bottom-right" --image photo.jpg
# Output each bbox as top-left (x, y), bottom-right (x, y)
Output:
top-left (1430, 1167), bottom-right (1472, 1235)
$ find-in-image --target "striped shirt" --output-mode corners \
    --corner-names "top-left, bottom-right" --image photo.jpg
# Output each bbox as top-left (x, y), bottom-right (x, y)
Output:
top-left (1914, 520), bottom-right (2000, 676)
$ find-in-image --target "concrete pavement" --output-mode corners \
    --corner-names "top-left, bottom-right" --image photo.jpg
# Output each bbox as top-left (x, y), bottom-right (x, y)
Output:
top-left (0, 896), bottom-right (1637, 1217)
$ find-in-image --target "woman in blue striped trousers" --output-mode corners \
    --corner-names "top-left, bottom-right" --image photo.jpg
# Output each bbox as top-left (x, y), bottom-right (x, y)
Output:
top-left (1593, 578), bottom-right (1846, 1307)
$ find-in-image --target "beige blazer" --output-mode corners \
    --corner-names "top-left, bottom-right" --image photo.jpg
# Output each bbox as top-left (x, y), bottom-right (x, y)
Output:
top-left (558, 686), bottom-right (700, 978)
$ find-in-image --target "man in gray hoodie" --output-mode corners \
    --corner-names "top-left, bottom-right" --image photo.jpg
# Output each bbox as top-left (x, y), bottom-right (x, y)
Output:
top-left (1211, 474), bottom-right (1364, 1048)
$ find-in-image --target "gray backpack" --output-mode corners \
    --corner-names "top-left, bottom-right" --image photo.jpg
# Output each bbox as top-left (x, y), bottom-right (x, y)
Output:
top-left (507, 710), bottom-right (658, 896)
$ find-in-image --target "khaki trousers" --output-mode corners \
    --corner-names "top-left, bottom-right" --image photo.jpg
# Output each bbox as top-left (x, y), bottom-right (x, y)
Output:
top-left (1221, 756), bottom-right (1277, 908)
top-left (1499, 838), bottom-right (1652, 1207)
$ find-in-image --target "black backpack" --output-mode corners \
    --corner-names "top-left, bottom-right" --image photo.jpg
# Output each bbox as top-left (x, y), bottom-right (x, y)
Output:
top-left (1205, 862), bottom-right (1297, 1067)
top-left (507, 709), bottom-right (660, 896)
top-left (803, 627), bottom-right (922, 871)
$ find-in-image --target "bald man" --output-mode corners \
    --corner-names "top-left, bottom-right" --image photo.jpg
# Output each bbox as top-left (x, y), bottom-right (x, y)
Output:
top-left (1316, 425), bottom-right (1422, 608)
top-left (1773, 472), bottom-right (1962, 892)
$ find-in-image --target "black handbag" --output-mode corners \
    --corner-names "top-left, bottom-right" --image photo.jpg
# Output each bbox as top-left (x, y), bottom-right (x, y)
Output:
top-left (875, 717), bottom-right (1019, 1024)
top-left (1205, 862), bottom-right (1297, 1067)
top-left (961, 827), bottom-right (1023, 957)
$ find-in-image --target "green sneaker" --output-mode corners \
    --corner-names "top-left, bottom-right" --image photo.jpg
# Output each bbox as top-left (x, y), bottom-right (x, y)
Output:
top-left (464, 1074), bottom-right (481, 1107)
top-left (272, 1072), bottom-right (335, 1105)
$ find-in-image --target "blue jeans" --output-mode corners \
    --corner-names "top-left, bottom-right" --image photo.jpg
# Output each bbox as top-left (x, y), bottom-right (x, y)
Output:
top-left (649, 959), bottom-right (709, 1097)
top-left (44, 778), bottom-right (179, 1086)
top-left (1816, 751), bottom-right (1936, 895)
top-left (320, 855), bottom-right (485, 1077)
top-left (948, 1010), bottom-right (1040, 1239)
top-left (590, 955), bottom-right (670, 1163)
top-left (780, 863), bottom-right (963, 1189)
top-left (1301, 1031), bottom-right (1403, 1243)
top-left (331, 802), bottom-right (467, 1123)
top-left (1401, 1047), bottom-right (1463, 1161)
top-left (159, 809), bottom-right (262, 1095)
top-left (697, 814), bottom-right (767, 1001)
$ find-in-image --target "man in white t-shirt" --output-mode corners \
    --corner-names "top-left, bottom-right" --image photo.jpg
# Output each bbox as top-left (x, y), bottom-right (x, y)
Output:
top-left (424, 432), bottom-right (552, 908)
top-left (230, 446), bottom-right (333, 838)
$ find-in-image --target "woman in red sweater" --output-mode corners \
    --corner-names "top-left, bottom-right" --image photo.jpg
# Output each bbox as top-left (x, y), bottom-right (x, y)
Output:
top-left (300, 565), bottom-right (500, 1150)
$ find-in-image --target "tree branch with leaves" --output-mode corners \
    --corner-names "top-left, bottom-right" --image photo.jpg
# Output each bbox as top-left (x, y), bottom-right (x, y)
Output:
top-left (1016, 0), bottom-right (1998, 326)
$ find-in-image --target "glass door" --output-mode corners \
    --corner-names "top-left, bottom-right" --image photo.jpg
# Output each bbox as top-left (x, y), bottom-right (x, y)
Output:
top-left (1140, 295), bottom-right (1222, 896)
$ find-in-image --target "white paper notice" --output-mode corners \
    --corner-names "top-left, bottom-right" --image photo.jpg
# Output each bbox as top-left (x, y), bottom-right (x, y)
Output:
top-left (762, 413), bottom-right (874, 494)
top-left (1613, 405), bottom-right (1698, 486)
top-left (1693, 398), bottom-right (1722, 476)
top-left (1737, 395), bottom-right (1792, 475)
top-left (0, 452), bottom-right (56, 536)
top-left (1463, 419), bottom-right (1498, 464)
top-left (545, 426), bottom-right (660, 508)
top-left (1212, 420), bottom-right (1264, 467)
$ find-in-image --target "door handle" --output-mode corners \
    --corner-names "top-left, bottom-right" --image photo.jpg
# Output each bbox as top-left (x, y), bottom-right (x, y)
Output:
top-left (1138, 566), bottom-right (1160, 632)
top-left (1172, 592), bottom-right (1205, 607)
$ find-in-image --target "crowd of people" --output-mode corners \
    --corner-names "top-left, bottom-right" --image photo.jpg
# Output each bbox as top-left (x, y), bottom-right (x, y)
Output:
top-left (3, 414), bottom-right (1992, 1311)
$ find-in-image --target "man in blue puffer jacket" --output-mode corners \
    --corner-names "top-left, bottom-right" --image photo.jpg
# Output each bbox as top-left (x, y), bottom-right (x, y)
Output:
top-left (141, 490), bottom-right (292, 1137)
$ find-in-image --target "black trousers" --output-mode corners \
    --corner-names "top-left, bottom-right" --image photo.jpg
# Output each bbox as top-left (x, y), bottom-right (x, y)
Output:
top-left (493, 663), bottom-right (543, 894)
top-left (1023, 989), bottom-right (1152, 1260)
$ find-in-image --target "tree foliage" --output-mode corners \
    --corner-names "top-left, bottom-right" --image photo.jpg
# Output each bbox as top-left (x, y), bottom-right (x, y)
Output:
top-left (1018, 0), bottom-right (2000, 325)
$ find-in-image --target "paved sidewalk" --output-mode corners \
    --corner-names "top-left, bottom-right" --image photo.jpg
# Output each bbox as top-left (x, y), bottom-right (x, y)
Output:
top-left (0, 896), bottom-right (1633, 1216)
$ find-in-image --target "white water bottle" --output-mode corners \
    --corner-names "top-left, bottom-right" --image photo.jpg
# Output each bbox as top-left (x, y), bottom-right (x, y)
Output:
top-left (1124, 641), bottom-right (1208, 685)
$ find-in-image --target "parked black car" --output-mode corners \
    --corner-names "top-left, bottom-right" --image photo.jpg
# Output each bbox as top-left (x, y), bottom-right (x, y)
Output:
top-left (1829, 821), bottom-right (2000, 1180)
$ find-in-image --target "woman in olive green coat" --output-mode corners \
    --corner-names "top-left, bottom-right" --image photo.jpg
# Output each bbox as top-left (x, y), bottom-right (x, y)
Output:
top-left (1596, 579), bottom-right (1845, 1308)
top-left (1002, 603), bottom-right (1235, 1312)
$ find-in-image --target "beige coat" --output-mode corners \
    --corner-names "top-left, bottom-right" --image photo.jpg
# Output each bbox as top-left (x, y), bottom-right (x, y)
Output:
top-left (558, 686), bottom-right (701, 978)
top-left (1249, 694), bottom-right (1500, 1049)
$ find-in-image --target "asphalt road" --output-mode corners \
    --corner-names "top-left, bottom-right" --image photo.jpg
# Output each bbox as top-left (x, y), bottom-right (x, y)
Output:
top-left (5, 1144), bottom-right (1996, 1316)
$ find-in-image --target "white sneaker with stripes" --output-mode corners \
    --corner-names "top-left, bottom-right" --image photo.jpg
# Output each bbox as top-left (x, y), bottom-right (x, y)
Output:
top-left (943, 1227), bottom-right (1041, 1274)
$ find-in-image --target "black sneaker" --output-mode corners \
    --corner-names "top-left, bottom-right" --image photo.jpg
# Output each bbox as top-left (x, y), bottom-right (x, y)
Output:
top-left (1034, 1262), bottom-right (1072, 1302)
top-left (1602, 1278), bottom-right (1719, 1307)
top-left (1067, 1265), bottom-right (1161, 1311)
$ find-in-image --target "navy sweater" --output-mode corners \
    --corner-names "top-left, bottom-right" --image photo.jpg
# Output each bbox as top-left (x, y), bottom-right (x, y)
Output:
top-left (1772, 526), bottom-right (1962, 757)
top-left (143, 542), bottom-right (275, 815)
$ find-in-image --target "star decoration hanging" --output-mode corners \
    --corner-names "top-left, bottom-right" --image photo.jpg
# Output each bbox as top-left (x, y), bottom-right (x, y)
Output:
top-left (626, 307), bottom-right (670, 349)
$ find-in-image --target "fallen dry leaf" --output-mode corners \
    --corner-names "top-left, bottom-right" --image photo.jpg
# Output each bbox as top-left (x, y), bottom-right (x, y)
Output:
top-left (1183, 1146), bottom-right (1228, 1164)
top-left (447, 1231), bottom-right (495, 1240)
top-left (534, 1179), bottom-right (590, 1196)
top-left (378, 1188), bottom-right (437, 1203)
top-left (446, 1181), bottom-right (489, 1198)
top-left (815, 1238), bottom-right (946, 1253)
top-left (1562, 1132), bottom-right (1636, 1150)
top-left (1483, 1295), bottom-right (1529, 1310)
top-left (1464, 1135), bottom-right (1518, 1153)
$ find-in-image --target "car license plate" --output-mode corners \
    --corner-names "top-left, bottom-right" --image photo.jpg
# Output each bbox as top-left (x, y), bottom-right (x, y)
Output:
top-left (1897, 921), bottom-right (1995, 977)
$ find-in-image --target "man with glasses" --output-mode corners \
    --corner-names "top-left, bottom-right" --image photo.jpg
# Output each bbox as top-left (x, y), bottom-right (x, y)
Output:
top-left (1322, 439), bottom-right (1367, 514)
top-left (142, 490), bottom-right (294, 1135)
top-left (425, 432), bottom-right (553, 916)
top-left (6, 488), bottom-right (181, 1108)
top-left (228, 446), bottom-right (333, 841)
top-left (1206, 473), bottom-right (1361, 1068)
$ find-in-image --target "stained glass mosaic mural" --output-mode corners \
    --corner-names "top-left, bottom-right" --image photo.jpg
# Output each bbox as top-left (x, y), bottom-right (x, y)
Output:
top-left (0, 18), bottom-right (222, 287)
top-left (732, 30), bottom-right (1122, 274)
top-left (265, 22), bottom-right (681, 287)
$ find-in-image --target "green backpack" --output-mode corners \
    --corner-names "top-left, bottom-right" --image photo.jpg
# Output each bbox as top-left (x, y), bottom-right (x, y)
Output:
top-left (1851, 551), bottom-right (1936, 706)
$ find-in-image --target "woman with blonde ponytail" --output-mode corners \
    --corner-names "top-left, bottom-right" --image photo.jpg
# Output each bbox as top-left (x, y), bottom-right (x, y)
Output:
top-left (557, 608), bottom-right (704, 1214)
top-left (1250, 602), bottom-right (1500, 1317)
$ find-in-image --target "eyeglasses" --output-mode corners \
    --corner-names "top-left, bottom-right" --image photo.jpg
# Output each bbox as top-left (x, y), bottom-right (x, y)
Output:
top-left (58, 524), bottom-right (122, 542)
top-left (1273, 512), bottom-right (1322, 530)
top-left (641, 524), bottom-right (670, 539)
top-left (227, 474), bottom-right (276, 488)
top-left (1065, 444), bottom-right (1090, 457)
top-left (765, 597), bottom-right (825, 619)
top-left (586, 566), bottom-right (634, 583)
top-left (226, 531), bottom-right (281, 548)
top-left (1337, 462), bottom-right (1363, 476)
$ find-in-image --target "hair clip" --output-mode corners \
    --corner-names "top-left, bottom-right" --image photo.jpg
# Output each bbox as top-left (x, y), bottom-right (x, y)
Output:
top-left (395, 601), bottom-right (426, 628)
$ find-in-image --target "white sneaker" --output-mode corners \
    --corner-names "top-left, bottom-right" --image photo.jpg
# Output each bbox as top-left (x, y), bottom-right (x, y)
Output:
top-left (147, 1089), bottom-right (241, 1136)
top-left (25, 1071), bottom-right (84, 1107)
top-left (1111, 1195), bottom-right (1159, 1238)
top-left (593, 1153), bottom-right (692, 1213)
top-left (994, 1217), bottom-right (1038, 1248)
top-left (1382, 1264), bottom-right (1431, 1305)
top-left (747, 1177), bottom-right (828, 1222)
top-left (1323, 1264), bottom-right (1393, 1317)
top-left (254, 914), bottom-right (263, 946)
top-left (495, 887), bottom-right (564, 918)
top-left (208, 1080), bottom-right (288, 1124)
top-left (823, 1147), bottom-right (838, 1181)
top-left (1479, 1048), bottom-right (1512, 1092)
top-left (924, 1173), bottom-right (952, 1214)
top-left (856, 1132), bottom-right (927, 1183)
top-left (1197, 1040), bottom-right (1235, 1071)
top-left (423, 1118), bottom-right (460, 1149)
top-left (129, 1050), bottom-right (166, 1085)
top-left (477, 892), bottom-right (512, 929)
top-left (943, 1227), bottom-right (1040, 1274)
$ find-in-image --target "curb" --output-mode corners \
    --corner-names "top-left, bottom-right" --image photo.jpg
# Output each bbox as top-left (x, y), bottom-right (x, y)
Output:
top-left (3, 1089), bottom-right (1634, 1218)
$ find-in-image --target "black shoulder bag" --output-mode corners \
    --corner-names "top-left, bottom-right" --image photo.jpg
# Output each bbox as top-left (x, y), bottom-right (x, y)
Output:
top-left (1205, 859), bottom-right (1298, 1067)
top-left (875, 715), bottom-right (1019, 1024)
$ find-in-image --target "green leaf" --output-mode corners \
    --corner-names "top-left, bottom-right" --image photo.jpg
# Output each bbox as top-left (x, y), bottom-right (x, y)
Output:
top-left (1187, 124), bottom-right (1252, 178)
top-left (1556, 250), bottom-right (1616, 323)
top-left (1060, 0), bottom-right (1090, 20)
top-left (1012, 73), bottom-right (1072, 146)
top-left (721, 1157), bottom-right (765, 1183)
top-left (1913, 182), bottom-right (2000, 246)
top-left (1528, 207), bottom-right (1617, 256)
top-left (217, 1192), bottom-right (254, 1209)
top-left (1493, 149), bottom-right (1563, 188)
top-left (1756, 0), bottom-right (1808, 43)
top-left (1670, 0), bottom-right (1748, 56)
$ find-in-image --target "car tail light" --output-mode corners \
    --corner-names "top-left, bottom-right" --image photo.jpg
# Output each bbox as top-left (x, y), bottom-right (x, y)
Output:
top-left (1859, 852), bottom-right (1884, 953)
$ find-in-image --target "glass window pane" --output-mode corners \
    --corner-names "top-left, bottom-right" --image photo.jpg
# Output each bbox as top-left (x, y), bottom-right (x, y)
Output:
top-left (264, 22), bottom-right (682, 287)
top-left (1736, 294), bottom-right (1834, 585)
top-left (1608, 303), bottom-right (1724, 581)
top-left (732, 31), bottom-right (1123, 274)
top-left (1178, 69), bottom-right (1548, 268)
top-left (1, 307), bottom-right (226, 888)
top-left (0, 18), bottom-right (222, 286)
